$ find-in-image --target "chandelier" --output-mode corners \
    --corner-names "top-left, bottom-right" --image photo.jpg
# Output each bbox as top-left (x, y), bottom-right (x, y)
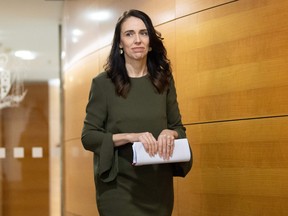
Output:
top-left (0, 53), bottom-right (27, 109)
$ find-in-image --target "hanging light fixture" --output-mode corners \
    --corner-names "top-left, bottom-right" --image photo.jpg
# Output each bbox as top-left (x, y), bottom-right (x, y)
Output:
top-left (0, 53), bottom-right (27, 109)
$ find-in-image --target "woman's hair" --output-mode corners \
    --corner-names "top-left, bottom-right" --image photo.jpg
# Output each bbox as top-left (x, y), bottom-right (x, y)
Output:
top-left (104, 9), bottom-right (172, 98)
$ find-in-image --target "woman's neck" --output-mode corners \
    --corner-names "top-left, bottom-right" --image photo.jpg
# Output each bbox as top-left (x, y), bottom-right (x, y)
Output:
top-left (125, 60), bottom-right (148, 78)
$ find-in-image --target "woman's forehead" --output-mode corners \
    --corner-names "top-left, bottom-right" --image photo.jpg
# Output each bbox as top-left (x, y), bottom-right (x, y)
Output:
top-left (121, 16), bottom-right (147, 31)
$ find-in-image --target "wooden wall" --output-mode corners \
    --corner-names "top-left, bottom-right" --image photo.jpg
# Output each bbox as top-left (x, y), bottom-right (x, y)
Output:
top-left (0, 83), bottom-right (49, 216)
top-left (62, 0), bottom-right (288, 215)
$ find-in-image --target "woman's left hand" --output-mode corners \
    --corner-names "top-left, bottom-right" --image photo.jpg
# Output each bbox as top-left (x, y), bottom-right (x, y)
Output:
top-left (157, 129), bottom-right (177, 160)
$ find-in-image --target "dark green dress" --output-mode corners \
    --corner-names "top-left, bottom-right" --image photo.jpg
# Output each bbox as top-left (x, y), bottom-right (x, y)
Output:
top-left (81, 72), bottom-right (192, 216)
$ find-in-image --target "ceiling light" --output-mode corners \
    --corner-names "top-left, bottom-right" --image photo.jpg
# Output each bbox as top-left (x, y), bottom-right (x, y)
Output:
top-left (14, 50), bottom-right (37, 60)
top-left (72, 37), bottom-right (79, 43)
top-left (72, 29), bottom-right (83, 36)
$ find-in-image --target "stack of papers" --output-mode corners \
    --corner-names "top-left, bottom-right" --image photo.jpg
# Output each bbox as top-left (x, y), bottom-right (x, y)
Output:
top-left (132, 138), bottom-right (191, 166)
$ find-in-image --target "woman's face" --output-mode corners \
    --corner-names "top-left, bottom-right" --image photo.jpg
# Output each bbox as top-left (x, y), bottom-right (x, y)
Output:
top-left (119, 16), bottom-right (150, 62)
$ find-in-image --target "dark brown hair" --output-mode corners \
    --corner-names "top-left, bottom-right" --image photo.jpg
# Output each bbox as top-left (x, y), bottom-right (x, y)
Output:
top-left (104, 9), bottom-right (172, 98)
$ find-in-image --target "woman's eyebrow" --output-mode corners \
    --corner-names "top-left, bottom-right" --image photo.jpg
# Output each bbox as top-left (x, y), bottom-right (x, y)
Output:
top-left (123, 30), bottom-right (135, 33)
top-left (123, 28), bottom-right (147, 33)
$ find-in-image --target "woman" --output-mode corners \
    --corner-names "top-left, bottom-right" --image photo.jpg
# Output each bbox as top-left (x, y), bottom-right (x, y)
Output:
top-left (81, 9), bottom-right (192, 216)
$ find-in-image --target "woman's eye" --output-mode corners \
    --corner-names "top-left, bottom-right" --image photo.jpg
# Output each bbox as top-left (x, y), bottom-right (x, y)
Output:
top-left (141, 31), bottom-right (148, 36)
top-left (125, 32), bottom-right (134, 37)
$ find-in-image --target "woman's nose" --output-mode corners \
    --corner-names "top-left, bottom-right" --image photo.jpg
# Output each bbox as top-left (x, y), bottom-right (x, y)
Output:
top-left (134, 34), bottom-right (141, 43)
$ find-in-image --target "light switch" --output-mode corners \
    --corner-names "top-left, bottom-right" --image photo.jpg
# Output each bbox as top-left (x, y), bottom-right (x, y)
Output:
top-left (32, 147), bottom-right (43, 158)
top-left (14, 147), bottom-right (24, 158)
top-left (0, 148), bottom-right (6, 158)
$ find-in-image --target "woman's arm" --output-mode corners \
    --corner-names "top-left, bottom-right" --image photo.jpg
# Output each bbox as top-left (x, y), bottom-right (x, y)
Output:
top-left (113, 132), bottom-right (158, 157)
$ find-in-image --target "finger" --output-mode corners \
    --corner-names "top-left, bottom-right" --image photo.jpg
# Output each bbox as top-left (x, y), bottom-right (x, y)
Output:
top-left (148, 134), bottom-right (157, 156)
top-left (166, 143), bottom-right (175, 159)
top-left (146, 133), bottom-right (157, 156)
top-left (170, 141), bottom-right (175, 157)
top-left (165, 135), bottom-right (172, 160)
top-left (141, 133), bottom-right (156, 157)
top-left (162, 135), bottom-right (168, 160)
top-left (158, 135), bottom-right (164, 158)
top-left (139, 134), bottom-right (152, 156)
top-left (164, 135), bottom-right (175, 160)
top-left (159, 134), bottom-right (168, 158)
top-left (167, 136), bottom-right (175, 158)
top-left (152, 136), bottom-right (158, 156)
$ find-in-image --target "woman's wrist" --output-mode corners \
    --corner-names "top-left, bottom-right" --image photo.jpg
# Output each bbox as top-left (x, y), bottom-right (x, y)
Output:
top-left (159, 129), bottom-right (178, 139)
top-left (126, 133), bottom-right (137, 143)
top-left (113, 133), bottom-right (138, 146)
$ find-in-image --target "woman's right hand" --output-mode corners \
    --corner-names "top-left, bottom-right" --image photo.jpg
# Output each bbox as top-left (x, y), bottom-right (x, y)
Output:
top-left (138, 132), bottom-right (158, 157)
top-left (113, 132), bottom-right (157, 157)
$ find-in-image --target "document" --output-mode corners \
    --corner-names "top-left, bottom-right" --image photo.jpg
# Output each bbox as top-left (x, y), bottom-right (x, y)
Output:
top-left (132, 138), bottom-right (191, 166)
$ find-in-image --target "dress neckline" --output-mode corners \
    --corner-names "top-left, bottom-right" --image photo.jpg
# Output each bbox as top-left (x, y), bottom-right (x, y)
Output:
top-left (129, 73), bottom-right (149, 79)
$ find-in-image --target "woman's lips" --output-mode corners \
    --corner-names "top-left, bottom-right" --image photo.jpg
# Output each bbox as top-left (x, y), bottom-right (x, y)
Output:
top-left (132, 47), bottom-right (145, 52)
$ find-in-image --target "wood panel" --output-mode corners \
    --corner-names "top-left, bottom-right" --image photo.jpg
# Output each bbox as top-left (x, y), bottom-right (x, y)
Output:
top-left (64, 51), bottom-right (100, 141)
top-left (155, 22), bottom-right (177, 81)
top-left (176, 0), bottom-right (236, 17)
top-left (98, 45), bottom-right (111, 72)
top-left (175, 0), bottom-right (288, 123)
top-left (1, 83), bottom-right (49, 216)
top-left (64, 139), bottom-right (98, 216)
top-left (175, 118), bottom-right (288, 216)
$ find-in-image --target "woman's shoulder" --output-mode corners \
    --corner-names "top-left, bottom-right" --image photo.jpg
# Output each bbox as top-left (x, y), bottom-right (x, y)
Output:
top-left (92, 71), bottom-right (114, 90)
top-left (93, 71), bottom-right (109, 82)
top-left (92, 72), bottom-right (112, 85)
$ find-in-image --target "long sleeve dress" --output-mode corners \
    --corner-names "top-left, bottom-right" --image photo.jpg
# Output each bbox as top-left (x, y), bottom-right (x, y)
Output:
top-left (81, 72), bottom-right (192, 216)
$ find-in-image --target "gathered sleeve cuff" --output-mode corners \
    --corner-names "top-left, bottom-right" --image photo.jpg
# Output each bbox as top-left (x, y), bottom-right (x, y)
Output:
top-left (98, 133), bottom-right (118, 182)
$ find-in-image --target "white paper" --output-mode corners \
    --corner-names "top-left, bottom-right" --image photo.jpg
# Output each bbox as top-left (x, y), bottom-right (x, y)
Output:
top-left (132, 138), bottom-right (191, 166)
